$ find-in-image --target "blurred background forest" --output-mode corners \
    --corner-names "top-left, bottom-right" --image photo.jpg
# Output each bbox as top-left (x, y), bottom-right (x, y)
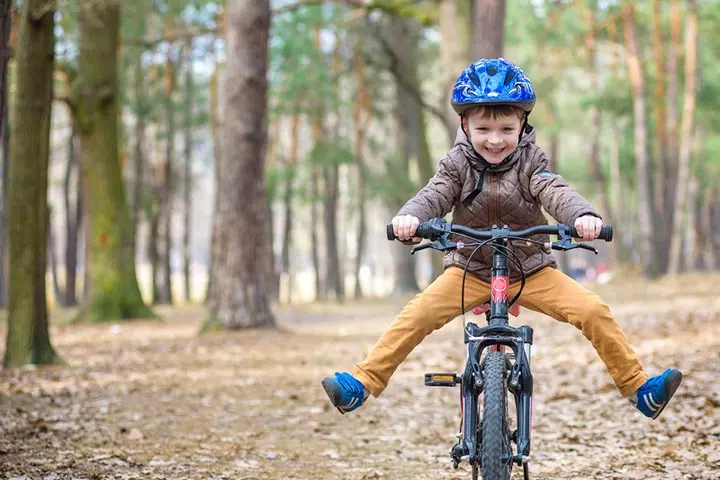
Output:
top-left (0, 0), bottom-right (719, 365)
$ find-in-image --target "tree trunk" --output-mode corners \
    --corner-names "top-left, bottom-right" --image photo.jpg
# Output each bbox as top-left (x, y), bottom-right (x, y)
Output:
top-left (584, 2), bottom-right (616, 265)
top-left (183, 40), bottom-right (193, 303)
top-left (75, 0), bottom-right (154, 321)
top-left (63, 126), bottom-right (81, 306)
top-left (47, 206), bottom-right (64, 306)
top-left (310, 164), bottom-right (323, 300)
top-left (668, 0), bottom-right (697, 275)
top-left (0, 0), bottom-right (11, 308)
top-left (205, 0), bottom-right (275, 330)
top-left (149, 202), bottom-right (161, 304)
top-left (622, 4), bottom-right (657, 278)
top-left (703, 187), bottom-right (719, 269)
top-left (665, 0), bottom-right (682, 217)
top-left (471, 0), bottom-right (505, 59)
top-left (131, 48), bottom-right (146, 255)
top-left (352, 49), bottom-right (370, 299)
top-left (4, 0), bottom-right (62, 367)
top-left (160, 47), bottom-right (177, 305)
top-left (438, 0), bottom-right (471, 139)
top-left (608, 124), bottom-right (626, 264)
top-left (684, 174), bottom-right (700, 271)
top-left (651, 0), bottom-right (668, 218)
top-left (323, 161), bottom-right (343, 301)
top-left (206, 64), bottom-right (222, 306)
top-left (281, 114), bottom-right (299, 304)
top-left (389, 17), bottom-right (419, 295)
top-left (0, 97), bottom-right (7, 308)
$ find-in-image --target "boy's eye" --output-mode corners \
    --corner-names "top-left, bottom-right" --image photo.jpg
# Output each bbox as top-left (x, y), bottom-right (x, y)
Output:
top-left (503, 128), bottom-right (515, 133)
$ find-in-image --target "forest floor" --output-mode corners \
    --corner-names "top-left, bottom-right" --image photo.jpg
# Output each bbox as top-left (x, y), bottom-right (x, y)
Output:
top-left (1, 272), bottom-right (719, 480)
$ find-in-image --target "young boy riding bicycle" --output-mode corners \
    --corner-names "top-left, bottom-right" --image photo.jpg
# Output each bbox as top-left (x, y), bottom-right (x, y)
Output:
top-left (322, 58), bottom-right (682, 420)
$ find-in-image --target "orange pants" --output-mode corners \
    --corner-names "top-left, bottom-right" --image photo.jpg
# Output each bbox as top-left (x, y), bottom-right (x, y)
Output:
top-left (353, 266), bottom-right (648, 398)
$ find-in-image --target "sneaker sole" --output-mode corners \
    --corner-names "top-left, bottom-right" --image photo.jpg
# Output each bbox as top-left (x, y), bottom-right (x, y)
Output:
top-left (652, 369), bottom-right (683, 420)
top-left (321, 378), bottom-right (347, 415)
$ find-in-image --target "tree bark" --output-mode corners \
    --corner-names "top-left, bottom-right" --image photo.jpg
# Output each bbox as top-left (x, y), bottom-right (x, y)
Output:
top-left (705, 187), bottom-right (720, 269)
top-left (389, 17), bottom-right (419, 294)
top-left (205, 0), bottom-right (275, 330)
top-left (4, 0), bottom-right (62, 367)
top-left (684, 174), bottom-right (700, 271)
top-left (280, 115), bottom-right (299, 304)
top-left (622, 4), bottom-right (657, 278)
top-left (310, 163), bottom-right (324, 300)
top-left (159, 46), bottom-right (177, 305)
top-left (206, 64), bottom-right (222, 306)
top-left (608, 124), bottom-right (626, 263)
top-left (651, 0), bottom-right (668, 217)
top-left (665, 0), bottom-right (682, 216)
top-left (584, 1), bottom-right (616, 265)
top-left (75, 0), bottom-right (154, 321)
top-left (323, 160), bottom-right (343, 300)
top-left (438, 0), bottom-right (471, 138)
top-left (47, 206), bottom-right (64, 306)
top-left (668, 0), bottom-right (697, 275)
top-left (131, 46), bottom-right (146, 256)
top-left (352, 48), bottom-right (370, 299)
top-left (63, 126), bottom-right (81, 306)
top-left (0, 0), bottom-right (11, 308)
top-left (471, 0), bottom-right (505, 59)
top-left (183, 40), bottom-right (193, 303)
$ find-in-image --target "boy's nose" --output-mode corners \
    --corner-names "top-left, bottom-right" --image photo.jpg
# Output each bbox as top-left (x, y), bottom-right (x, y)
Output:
top-left (488, 131), bottom-right (502, 143)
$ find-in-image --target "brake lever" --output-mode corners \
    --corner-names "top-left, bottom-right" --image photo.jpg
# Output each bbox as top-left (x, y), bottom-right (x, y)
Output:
top-left (576, 243), bottom-right (599, 254)
top-left (410, 232), bottom-right (457, 255)
top-left (548, 241), bottom-right (599, 255)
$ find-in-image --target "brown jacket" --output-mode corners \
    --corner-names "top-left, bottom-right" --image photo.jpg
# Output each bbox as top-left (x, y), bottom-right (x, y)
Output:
top-left (397, 126), bottom-right (600, 282)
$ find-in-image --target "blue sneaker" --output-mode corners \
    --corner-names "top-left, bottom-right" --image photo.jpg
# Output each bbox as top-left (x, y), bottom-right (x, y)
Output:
top-left (321, 372), bottom-right (367, 414)
top-left (633, 369), bottom-right (683, 419)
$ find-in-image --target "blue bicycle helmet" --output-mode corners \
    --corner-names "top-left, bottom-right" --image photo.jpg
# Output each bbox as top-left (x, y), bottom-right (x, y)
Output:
top-left (451, 58), bottom-right (536, 115)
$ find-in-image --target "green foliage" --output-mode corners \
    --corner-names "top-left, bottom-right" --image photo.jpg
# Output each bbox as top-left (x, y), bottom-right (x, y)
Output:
top-left (365, 151), bottom-right (419, 208)
top-left (269, 5), bottom-right (335, 117)
top-left (308, 139), bottom-right (355, 168)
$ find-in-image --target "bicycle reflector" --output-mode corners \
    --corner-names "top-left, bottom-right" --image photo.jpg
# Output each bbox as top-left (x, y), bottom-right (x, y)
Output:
top-left (425, 373), bottom-right (460, 387)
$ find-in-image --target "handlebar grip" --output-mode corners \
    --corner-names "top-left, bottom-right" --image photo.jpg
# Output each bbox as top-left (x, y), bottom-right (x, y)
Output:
top-left (386, 223), bottom-right (396, 241)
top-left (569, 225), bottom-right (613, 241)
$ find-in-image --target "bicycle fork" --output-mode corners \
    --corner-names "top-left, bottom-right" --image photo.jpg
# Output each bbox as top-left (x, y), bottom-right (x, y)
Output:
top-left (424, 327), bottom-right (534, 470)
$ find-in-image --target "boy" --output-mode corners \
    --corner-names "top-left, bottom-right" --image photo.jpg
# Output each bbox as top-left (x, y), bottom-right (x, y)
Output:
top-left (321, 58), bottom-right (682, 420)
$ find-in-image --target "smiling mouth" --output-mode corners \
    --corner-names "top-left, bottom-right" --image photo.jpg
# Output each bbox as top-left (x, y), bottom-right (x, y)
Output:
top-left (485, 146), bottom-right (505, 153)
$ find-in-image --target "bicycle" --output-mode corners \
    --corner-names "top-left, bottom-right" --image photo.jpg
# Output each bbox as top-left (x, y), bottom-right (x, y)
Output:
top-left (387, 217), bottom-right (613, 480)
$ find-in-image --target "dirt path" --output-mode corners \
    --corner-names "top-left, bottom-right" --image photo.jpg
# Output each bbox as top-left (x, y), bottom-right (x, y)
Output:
top-left (1, 276), bottom-right (719, 479)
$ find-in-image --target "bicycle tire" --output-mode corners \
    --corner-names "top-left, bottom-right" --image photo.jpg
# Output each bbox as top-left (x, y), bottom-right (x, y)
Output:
top-left (479, 351), bottom-right (511, 480)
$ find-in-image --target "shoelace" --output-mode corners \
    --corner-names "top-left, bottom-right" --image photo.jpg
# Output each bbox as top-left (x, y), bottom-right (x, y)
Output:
top-left (335, 373), bottom-right (364, 397)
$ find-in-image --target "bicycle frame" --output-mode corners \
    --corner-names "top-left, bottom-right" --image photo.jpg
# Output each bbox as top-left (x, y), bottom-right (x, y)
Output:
top-left (390, 218), bottom-right (611, 476)
top-left (451, 236), bottom-right (534, 469)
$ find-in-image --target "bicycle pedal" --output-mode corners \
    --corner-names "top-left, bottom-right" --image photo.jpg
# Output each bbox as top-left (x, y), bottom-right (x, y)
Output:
top-left (424, 373), bottom-right (460, 386)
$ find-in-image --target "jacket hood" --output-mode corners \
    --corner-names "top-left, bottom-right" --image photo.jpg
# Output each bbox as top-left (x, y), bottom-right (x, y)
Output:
top-left (454, 124), bottom-right (537, 172)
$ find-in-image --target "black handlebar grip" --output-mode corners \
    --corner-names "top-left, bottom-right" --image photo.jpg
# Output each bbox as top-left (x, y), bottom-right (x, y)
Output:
top-left (569, 225), bottom-right (613, 241)
top-left (386, 223), bottom-right (397, 241)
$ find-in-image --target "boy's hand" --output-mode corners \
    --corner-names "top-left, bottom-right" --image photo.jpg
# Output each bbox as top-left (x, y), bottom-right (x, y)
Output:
top-left (391, 215), bottom-right (421, 243)
top-left (574, 215), bottom-right (603, 241)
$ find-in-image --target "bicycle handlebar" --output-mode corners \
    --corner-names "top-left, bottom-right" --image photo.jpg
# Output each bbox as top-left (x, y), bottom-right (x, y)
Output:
top-left (386, 218), bottom-right (613, 243)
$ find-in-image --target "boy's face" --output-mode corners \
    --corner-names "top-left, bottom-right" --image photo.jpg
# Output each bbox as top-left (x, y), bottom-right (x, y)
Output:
top-left (463, 111), bottom-right (523, 164)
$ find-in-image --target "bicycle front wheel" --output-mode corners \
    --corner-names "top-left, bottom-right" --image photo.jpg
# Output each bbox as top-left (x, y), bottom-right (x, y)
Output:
top-left (479, 351), bottom-right (511, 480)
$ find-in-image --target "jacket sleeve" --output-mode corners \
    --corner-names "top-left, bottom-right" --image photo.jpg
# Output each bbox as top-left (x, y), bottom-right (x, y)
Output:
top-left (397, 153), bottom-right (462, 221)
top-left (528, 150), bottom-right (601, 224)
